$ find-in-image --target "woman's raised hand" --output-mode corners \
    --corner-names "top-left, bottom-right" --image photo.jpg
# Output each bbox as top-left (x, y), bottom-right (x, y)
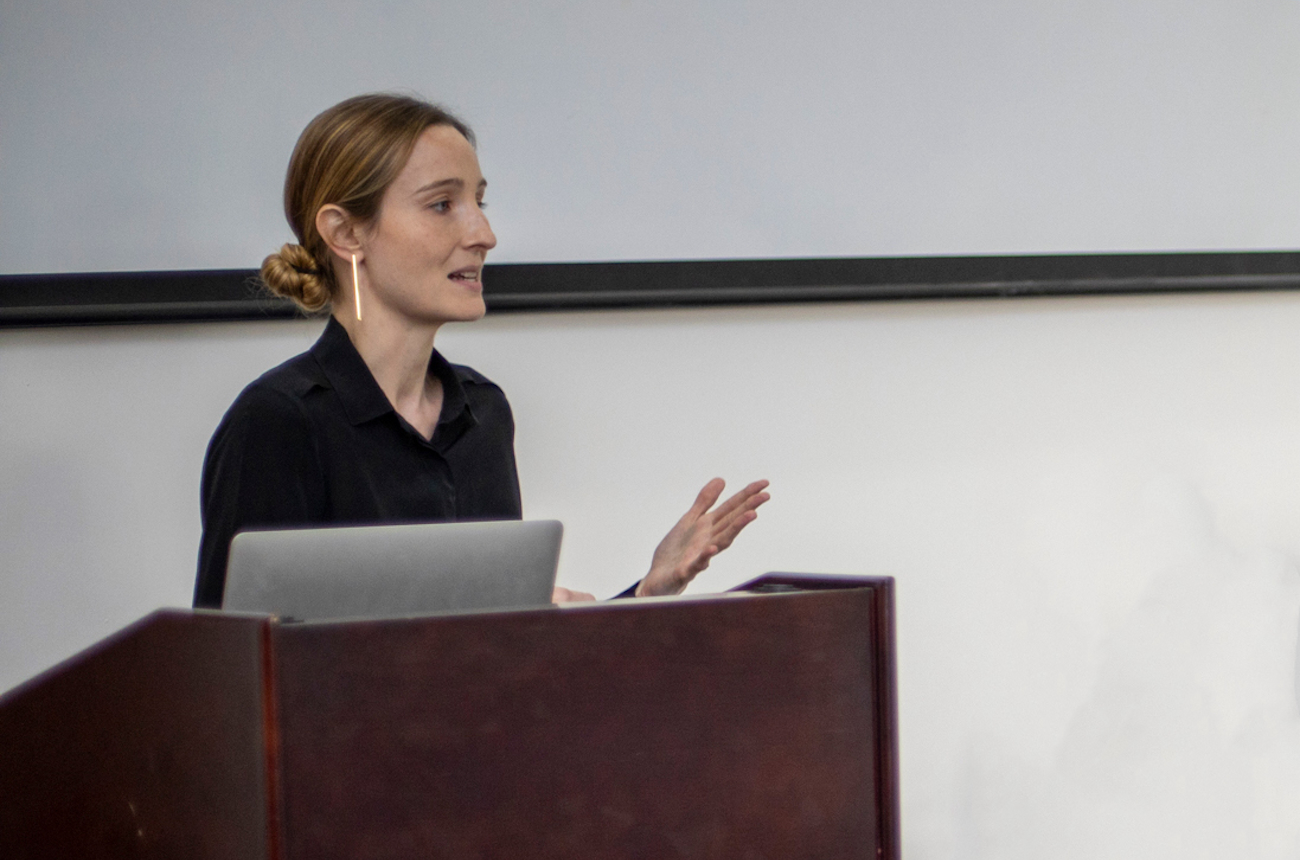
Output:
top-left (637, 478), bottom-right (771, 597)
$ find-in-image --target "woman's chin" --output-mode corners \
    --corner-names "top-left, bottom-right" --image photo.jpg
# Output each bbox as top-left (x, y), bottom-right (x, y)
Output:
top-left (442, 295), bottom-right (487, 323)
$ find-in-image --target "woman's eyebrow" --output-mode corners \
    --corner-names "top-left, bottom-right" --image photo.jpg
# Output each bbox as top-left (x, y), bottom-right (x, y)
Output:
top-left (413, 177), bottom-right (463, 196)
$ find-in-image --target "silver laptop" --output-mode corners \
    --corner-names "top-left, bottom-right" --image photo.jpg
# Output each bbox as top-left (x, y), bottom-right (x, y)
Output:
top-left (222, 519), bottom-right (562, 621)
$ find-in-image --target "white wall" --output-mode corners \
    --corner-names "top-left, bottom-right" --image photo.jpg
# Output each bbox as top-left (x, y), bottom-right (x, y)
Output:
top-left (4, 294), bottom-right (1300, 858)
top-left (3, 0), bottom-right (1300, 273)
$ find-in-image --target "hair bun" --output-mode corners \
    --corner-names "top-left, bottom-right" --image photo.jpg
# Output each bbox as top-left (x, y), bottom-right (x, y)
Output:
top-left (261, 243), bottom-right (331, 313)
top-left (282, 242), bottom-right (319, 274)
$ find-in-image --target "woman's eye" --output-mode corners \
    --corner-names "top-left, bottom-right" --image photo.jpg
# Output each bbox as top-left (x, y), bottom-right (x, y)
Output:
top-left (477, 199), bottom-right (488, 210)
top-left (430, 200), bottom-right (451, 213)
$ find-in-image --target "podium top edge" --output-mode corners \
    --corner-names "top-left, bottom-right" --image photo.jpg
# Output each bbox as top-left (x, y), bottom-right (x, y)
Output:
top-left (729, 572), bottom-right (894, 594)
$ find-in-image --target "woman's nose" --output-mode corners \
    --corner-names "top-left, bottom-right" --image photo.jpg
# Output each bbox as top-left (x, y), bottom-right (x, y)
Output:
top-left (465, 207), bottom-right (497, 251)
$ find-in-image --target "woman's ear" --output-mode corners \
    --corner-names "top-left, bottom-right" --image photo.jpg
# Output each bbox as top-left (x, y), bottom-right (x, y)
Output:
top-left (316, 204), bottom-right (364, 264)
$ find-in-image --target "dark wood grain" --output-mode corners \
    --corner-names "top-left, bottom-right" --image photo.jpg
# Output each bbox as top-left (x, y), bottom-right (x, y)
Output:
top-left (0, 610), bottom-right (270, 860)
top-left (270, 582), bottom-right (897, 860)
top-left (0, 579), bottom-right (899, 859)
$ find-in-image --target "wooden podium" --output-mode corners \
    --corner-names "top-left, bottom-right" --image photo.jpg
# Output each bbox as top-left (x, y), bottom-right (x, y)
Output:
top-left (0, 574), bottom-right (899, 859)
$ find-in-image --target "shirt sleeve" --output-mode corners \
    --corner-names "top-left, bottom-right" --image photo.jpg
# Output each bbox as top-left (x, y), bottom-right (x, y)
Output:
top-left (193, 384), bottom-right (327, 608)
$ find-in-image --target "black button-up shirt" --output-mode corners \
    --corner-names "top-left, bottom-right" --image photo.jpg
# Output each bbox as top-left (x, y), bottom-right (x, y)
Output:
top-left (194, 317), bottom-right (522, 608)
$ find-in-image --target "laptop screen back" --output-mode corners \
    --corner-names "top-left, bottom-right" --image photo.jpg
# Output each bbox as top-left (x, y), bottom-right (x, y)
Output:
top-left (222, 519), bottom-right (562, 620)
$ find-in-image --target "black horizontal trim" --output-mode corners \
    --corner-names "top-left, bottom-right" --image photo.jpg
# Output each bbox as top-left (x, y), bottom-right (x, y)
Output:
top-left (3, 251), bottom-right (1300, 328)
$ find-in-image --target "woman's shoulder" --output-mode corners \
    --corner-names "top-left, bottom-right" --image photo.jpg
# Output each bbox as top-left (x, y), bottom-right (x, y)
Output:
top-left (448, 361), bottom-right (513, 406)
top-left (448, 361), bottom-right (498, 388)
top-left (445, 362), bottom-right (514, 428)
top-left (250, 348), bottom-right (327, 397)
top-left (217, 350), bottom-right (324, 433)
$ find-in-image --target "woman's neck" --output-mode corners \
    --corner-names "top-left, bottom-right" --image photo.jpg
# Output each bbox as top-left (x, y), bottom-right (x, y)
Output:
top-left (333, 308), bottom-right (445, 439)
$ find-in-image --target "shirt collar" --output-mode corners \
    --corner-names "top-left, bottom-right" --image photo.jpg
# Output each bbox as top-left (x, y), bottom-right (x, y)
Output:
top-left (310, 317), bottom-right (475, 434)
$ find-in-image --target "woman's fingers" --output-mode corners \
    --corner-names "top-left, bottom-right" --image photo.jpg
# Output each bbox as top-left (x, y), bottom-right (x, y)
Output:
top-left (640, 478), bottom-right (770, 598)
top-left (711, 509), bottom-right (759, 552)
top-left (687, 477), bottom-right (727, 518)
top-left (711, 479), bottom-right (769, 520)
top-left (711, 484), bottom-right (770, 545)
top-left (552, 585), bottom-right (596, 603)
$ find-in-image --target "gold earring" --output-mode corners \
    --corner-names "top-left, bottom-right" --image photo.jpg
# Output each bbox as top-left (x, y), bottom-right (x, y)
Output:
top-left (351, 254), bottom-right (362, 321)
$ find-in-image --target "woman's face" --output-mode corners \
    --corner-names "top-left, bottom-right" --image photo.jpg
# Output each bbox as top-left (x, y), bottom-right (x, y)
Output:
top-left (359, 123), bottom-right (497, 326)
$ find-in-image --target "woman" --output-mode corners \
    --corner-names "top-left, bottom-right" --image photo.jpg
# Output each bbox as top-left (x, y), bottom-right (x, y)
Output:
top-left (194, 94), bottom-right (768, 609)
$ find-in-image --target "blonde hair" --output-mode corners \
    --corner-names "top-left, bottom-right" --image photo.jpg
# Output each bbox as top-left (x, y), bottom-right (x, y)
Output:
top-left (260, 94), bottom-right (475, 313)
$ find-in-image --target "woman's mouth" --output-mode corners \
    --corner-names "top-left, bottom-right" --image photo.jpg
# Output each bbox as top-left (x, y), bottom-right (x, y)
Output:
top-left (449, 268), bottom-right (481, 283)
